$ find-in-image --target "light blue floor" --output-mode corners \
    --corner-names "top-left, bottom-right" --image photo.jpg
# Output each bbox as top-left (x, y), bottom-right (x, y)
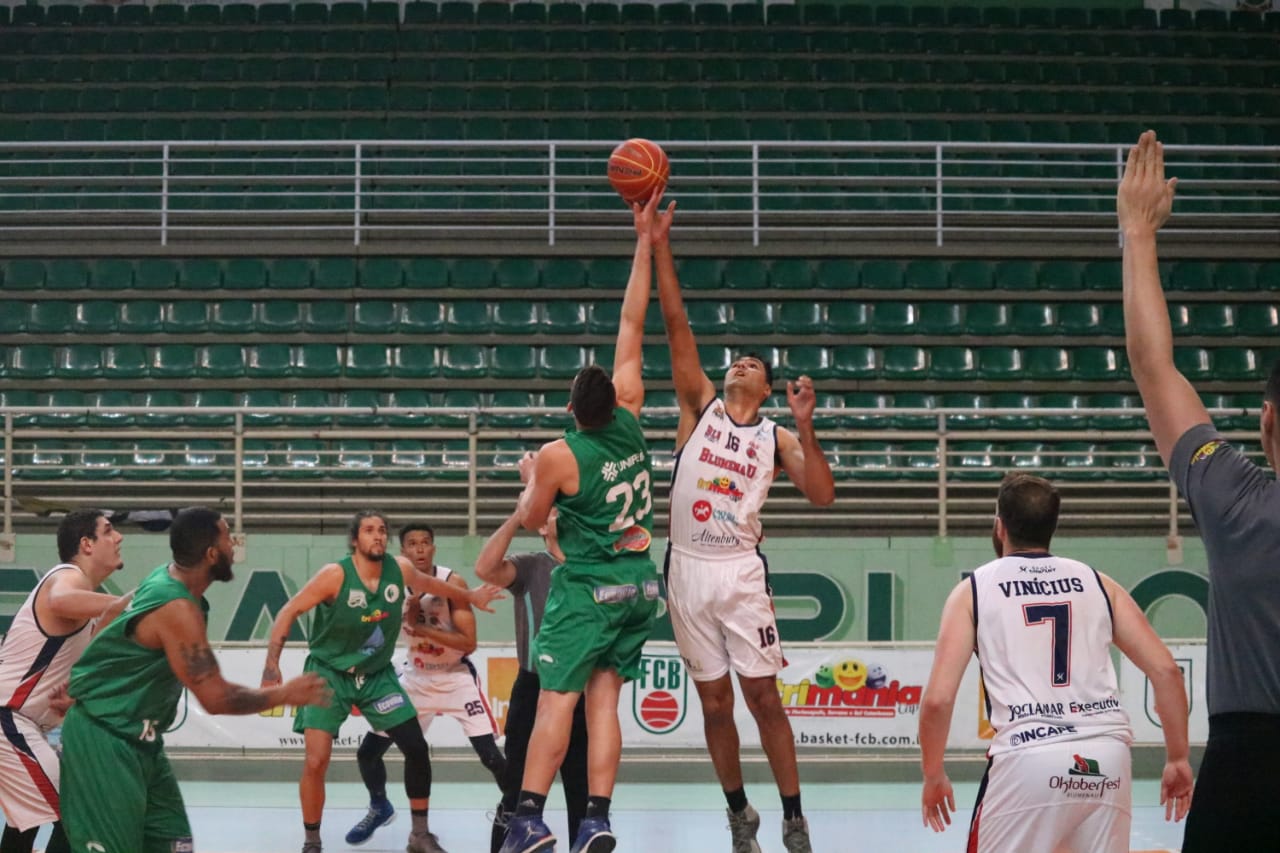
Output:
top-left (24, 780), bottom-right (1183, 852)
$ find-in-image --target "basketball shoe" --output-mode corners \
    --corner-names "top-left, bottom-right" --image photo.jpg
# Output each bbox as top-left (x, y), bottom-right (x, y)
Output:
top-left (346, 799), bottom-right (395, 845)
top-left (569, 815), bottom-right (616, 853)
top-left (782, 816), bottom-right (813, 853)
top-left (499, 814), bottom-right (556, 853)
top-left (727, 804), bottom-right (762, 853)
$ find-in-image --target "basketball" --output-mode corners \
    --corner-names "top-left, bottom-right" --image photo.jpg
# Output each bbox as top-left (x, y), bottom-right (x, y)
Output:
top-left (607, 138), bottom-right (670, 206)
top-left (639, 690), bottom-right (680, 730)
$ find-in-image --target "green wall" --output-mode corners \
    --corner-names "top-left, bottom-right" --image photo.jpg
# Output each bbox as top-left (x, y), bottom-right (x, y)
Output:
top-left (0, 532), bottom-right (1208, 644)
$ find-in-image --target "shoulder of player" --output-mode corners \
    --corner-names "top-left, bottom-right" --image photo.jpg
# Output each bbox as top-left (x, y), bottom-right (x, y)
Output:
top-left (444, 569), bottom-right (469, 589)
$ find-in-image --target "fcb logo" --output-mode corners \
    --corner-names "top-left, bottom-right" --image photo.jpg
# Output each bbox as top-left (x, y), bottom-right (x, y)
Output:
top-left (632, 654), bottom-right (688, 735)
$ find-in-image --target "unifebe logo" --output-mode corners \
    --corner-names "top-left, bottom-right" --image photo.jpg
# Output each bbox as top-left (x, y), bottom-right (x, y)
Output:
top-left (632, 653), bottom-right (688, 734)
top-left (692, 500), bottom-right (713, 522)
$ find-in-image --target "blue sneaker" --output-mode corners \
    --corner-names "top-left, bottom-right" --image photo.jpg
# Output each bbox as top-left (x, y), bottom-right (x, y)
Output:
top-left (498, 814), bottom-right (555, 853)
top-left (569, 816), bottom-right (615, 853)
top-left (345, 799), bottom-right (395, 846)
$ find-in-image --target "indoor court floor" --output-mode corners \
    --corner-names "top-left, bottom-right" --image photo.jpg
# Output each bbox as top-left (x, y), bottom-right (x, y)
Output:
top-left (24, 779), bottom-right (1185, 852)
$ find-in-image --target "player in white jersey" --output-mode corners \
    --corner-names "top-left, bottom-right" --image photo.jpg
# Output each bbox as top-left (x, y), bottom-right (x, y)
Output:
top-left (345, 523), bottom-right (504, 847)
top-left (919, 474), bottom-right (1194, 852)
top-left (0, 509), bottom-right (130, 853)
top-left (652, 213), bottom-right (835, 853)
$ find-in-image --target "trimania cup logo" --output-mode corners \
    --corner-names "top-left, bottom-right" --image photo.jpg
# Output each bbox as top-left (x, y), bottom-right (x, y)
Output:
top-left (631, 654), bottom-right (688, 734)
top-left (777, 657), bottom-right (923, 718)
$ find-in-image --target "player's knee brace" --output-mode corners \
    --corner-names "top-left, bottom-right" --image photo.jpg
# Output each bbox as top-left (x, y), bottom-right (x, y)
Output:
top-left (357, 731), bottom-right (394, 792)
top-left (386, 718), bottom-right (432, 799)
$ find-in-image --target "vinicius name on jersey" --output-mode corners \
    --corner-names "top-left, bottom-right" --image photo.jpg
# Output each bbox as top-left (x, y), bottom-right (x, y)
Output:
top-left (997, 577), bottom-right (1086, 598)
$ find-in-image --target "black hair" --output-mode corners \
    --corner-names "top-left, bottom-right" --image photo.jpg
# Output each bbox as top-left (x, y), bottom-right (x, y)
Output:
top-left (570, 364), bottom-right (617, 429)
top-left (349, 510), bottom-right (390, 550)
top-left (170, 507), bottom-right (224, 567)
top-left (736, 351), bottom-right (774, 387)
top-left (398, 522), bottom-right (434, 546)
top-left (997, 473), bottom-right (1060, 551)
top-left (56, 508), bottom-right (106, 563)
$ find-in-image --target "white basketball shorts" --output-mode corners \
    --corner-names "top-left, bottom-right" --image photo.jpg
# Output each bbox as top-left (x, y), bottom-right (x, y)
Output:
top-left (969, 738), bottom-right (1132, 853)
top-left (399, 663), bottom-right (498, 739)
top-left (665, 548), bottom-right (783, 682)
top-left (0, 708), bottom-right (61, 831)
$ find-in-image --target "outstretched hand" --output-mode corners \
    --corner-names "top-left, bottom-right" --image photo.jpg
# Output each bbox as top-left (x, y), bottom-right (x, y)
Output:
top-left (632, 188), bottom-right (676, 245)
top-left (468, 583), bottom-right (507, 613)
top-left (786, 375), bottom-right (817, 424)
top-left (1117, 129), bottom-right (1177, 237)
top-left (921, 771), bottom-right (957, 833)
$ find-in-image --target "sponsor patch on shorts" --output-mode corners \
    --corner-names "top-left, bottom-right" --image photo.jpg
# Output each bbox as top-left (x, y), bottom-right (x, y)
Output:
top-left (643, 579), bottom-right (660, 600)
top-left (594, 584), bottom-right (638, 604)
top-left (172, 839), bottom-right (194, 853)
top-left (373, 693), bottom-right (407, 714)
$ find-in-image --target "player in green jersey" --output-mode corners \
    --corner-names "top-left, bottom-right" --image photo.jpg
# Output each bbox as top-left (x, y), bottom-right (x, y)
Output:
top-left (60, 507), bottom-right (329, 853)
top-left (500, 191), bottom-right (672, 853)
top-left (262, 511), bottom-right (502, 853)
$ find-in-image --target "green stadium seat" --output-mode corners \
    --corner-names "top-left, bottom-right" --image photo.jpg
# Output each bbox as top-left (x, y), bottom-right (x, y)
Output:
top-left (102, 344), bottom-right (150, 380)
top-left (822, 302), bottom-right (867, 336)
top-left (388, 345), bottom-right (436, 379)
top-left (538, 345), bottom-right (586, 379)
top-left (882, 346), bottom-right (927, 380)
top-left (686, 302), bottom-right (729, 335)
top-left (239, 390), bottom-right (284, 427)
top-left (949, 260), bottom-right (994, 291)
top-left (975, 348), bottom-right (1022, 381)
top-left (46, 260), bottom-right (89, 291)
top-left (816, 259), bottom-right (861, 290)
top-left (290, 344), bottom-right (340, 379)
top-left (28, 302), bottom-right (73, 334)
top-left (1105, 442), bottom-right (1160, 481)
top-left (4, 261), bottom-right (45, 291)
top-left (383, 439), bottom-right (429, 479)
top-left (353, 301), bottom-right (397, 334)
top-left (1025, 347), bottom-right (1072, 381)
top-left (1088, 393), bottom-right (1147, 430)
top-left (676, 259), bottom-right (722, 291)
top-left (336, 389), bottom-right (382, 427)
top-left (1215, 347), bottom-right (1262, 381)
top-left (399, 301), bottom-right (443, 335)
top-left (359, 258), bottom-right (404, 290)
top-left (440, 345), bottom-right (488, 379)
top-left (769, 260), bottom-right (812, 290)
top-left (904, 260), bottom-right (949, 291)
top-left (346, 344), bottom-right (392, 379)
top-left (1239, 304), bottom-right (1280, 335)
top-left (1010, 303), bottom-right (1055, 336)
top-left (872, 302), bottom-right (917, 335)
top-left (1057, 303), bottom-right (1103, 335)
top-left (543, 259), bottom-right (587, 289)
top-left (134, 259), bottom-right (178, 291)
top-left (1174, 347), bottom-right (1214, 382)
top-left (831, 345), bottom-right (876, 380)
top-left (223, 259), bottom-right (268, 290)
top-left (1074, 347), bottom-right (1126, 381)
top-left (782, 346), bottom-right (832, 381)
top-left (930, 347), bottom-right (976, 380)
top-left (544, 302), bottom-right (587, 336)
top-left (963, 303), bottom-right (1010, 336)
top-left (1189, 304), bottom-right (1235, 336)
top-left (451, 259), bottom-right (495, 289)
top-left (0, 303), bottom-right (24, 335)
top-left (56, 345), bottom-right (102, 379)
top-left (445, 301), bottom-right (491, 335)
top-left (484, 390), bottom-right (537, 429)
top-left (494, 302), bottom-right (540, 335)
top-left (195, 345), bottom-right (244, 380)
top-left (313, 259), bottom-right (356, 290)
top-left (830, 392), bottom-right (889, 429)
top-left (242, 344), bottom-right (289, 379)
top-left (941, 393), bottom-right (994, 431)
top-left (1214, 264), bottom-right (1256, 293)
top-left (1083, 261), bottom-right (1120, 292)
top-left (18, 441), bottom-right (73, 480)
top-left (303, 302), bottom-right (348, 334)
top-left (179, 260), bottom-right (222, 292)
top-left (208, 300), bottom-right (255, 335)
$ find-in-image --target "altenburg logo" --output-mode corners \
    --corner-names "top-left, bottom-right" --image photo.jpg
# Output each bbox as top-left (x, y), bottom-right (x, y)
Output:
top-left (631, 653), bottom-right (688, 734)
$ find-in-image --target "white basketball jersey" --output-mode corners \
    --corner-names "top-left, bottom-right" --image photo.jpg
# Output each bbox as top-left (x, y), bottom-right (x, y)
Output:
top-left (669, 399), bottom-right (777, 559)
top-left (971, 553), bottom-right (1132, 756)
top-left (0, 565), bottom-right (95, 731)
top-left (403, 565), bottom-right (467, 674)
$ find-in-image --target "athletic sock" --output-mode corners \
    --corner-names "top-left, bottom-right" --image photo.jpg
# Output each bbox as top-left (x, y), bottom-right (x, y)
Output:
top-left (411, 809), bottom-right (428, 834)
top-left (585, 796), bottom-right (611, 819)
top-left (514, 790), bottom-right (547, 818)
top-left (304, 822), bottom-right (322, 844)
top-left (781, 794), bottom-right (803, 821)
top-left (724, 787), bottom-right (749, 814)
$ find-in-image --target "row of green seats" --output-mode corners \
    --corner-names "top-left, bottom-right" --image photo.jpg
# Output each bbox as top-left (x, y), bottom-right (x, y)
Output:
top-left (5, 115), bottom-right (1274, 150)
top-left (4, 298), bottom-right (1276, 339)
top-left (2, 342), bottom-right (1274, 383)
top-left (4, 258), bottom-right (1272, 293)
top-left (6, 26), bottom-right (1271, 58)
top-left (0, 387), bottom-right (1257, 431)
top-left (11, 83), bottom-right (1276, 121)
top-left (7, 54), bottom-right (1273, 89)
top-left (7, 1), bottom-right (1276, 30)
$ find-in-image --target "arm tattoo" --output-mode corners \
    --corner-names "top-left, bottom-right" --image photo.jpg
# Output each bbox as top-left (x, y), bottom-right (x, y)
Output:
top-left (181, 643), bottom-right (220, 684)
top-left (223, 685), bottom-right (271, 714)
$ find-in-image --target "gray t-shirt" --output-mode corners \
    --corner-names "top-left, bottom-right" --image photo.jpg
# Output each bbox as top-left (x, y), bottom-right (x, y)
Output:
top-left (507, 551), bottom-right (558, 672)
top-left (1170, 422), bottom-right (1280, 716)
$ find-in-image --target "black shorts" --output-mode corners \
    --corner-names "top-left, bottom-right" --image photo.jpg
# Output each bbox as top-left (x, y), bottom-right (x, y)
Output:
top-left (1182, 712), bottom-right (1280, 852)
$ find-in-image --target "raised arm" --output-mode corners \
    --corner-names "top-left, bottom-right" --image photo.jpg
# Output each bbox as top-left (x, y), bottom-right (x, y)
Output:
top-left (919, 580), bottom-right (976, 833)
top-left (776, 376), bottom-right (835, 506)
top-left (1102, 573), bottom-right (1193, 822)
top-left (613, 193), bottom-right (668, 416)
top-left (652, 198), bottom-right (716, 433)
top-left (1118, 130), bottom-right (1210, 466)
top-left (137, 597), bottom-right (329, 715)
top-left (261, 563), bottom-right (344, 685)
top-left (474, 510), bottom-right (523, 590)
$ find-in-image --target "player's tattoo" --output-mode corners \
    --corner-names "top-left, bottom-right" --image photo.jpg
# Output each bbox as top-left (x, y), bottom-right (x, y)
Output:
top-left (181, 643), bottom-right (220, 683)
top-left (223, 685), bottom-right (271, 714)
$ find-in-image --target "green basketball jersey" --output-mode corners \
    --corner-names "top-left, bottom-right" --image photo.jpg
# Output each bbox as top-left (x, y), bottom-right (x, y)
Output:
top-left (306, 554), bottom-right (404, 675)
top-left (558, 406), bottom-right (654, 565)
top-left (68, 563), bottom-right (208, 746)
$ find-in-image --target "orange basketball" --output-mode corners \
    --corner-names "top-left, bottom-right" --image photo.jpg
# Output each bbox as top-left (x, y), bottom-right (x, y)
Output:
top-left (607, 138), bottom-right (670, 206)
